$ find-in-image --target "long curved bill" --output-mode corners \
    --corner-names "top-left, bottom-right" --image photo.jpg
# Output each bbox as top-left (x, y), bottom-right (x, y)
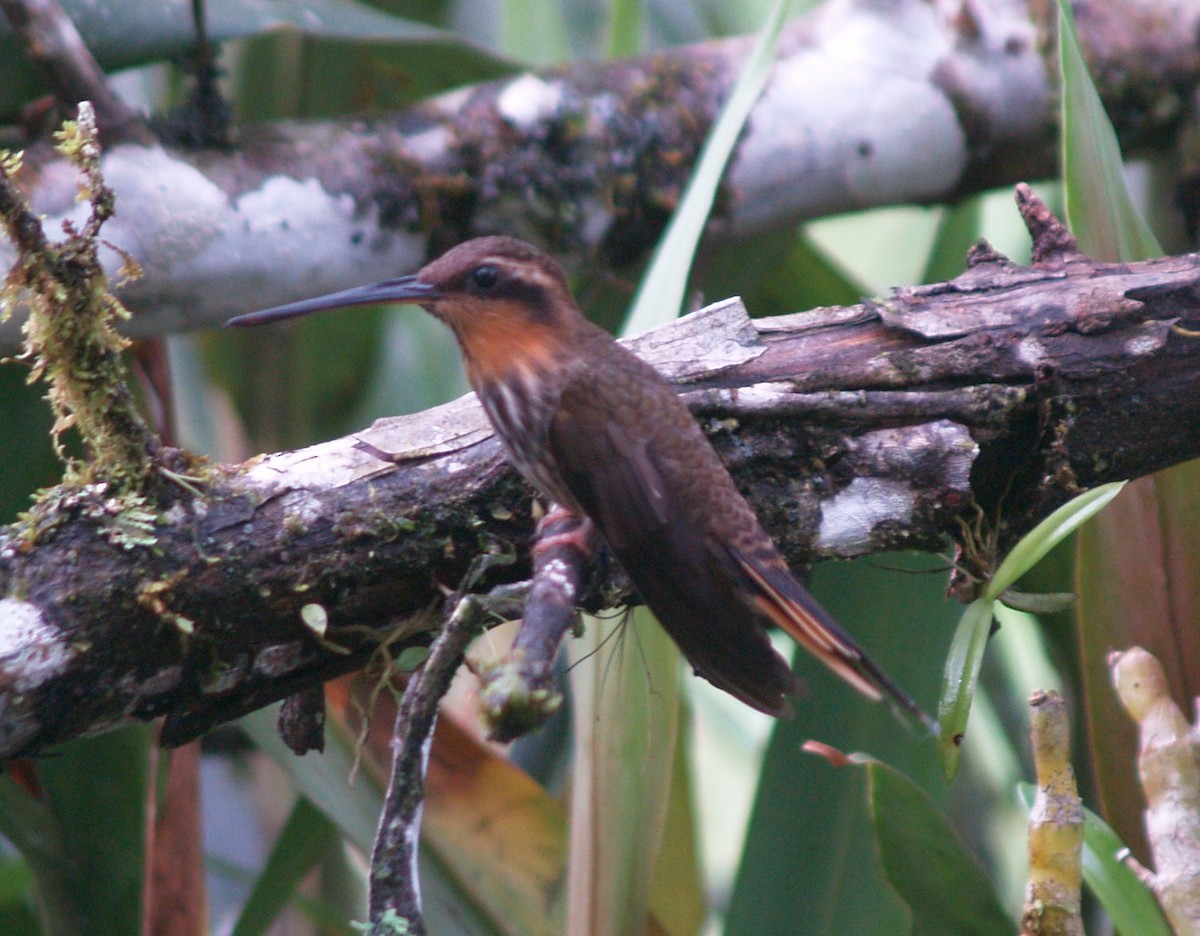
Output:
top-left (225, 276), bottom-right (442, 327)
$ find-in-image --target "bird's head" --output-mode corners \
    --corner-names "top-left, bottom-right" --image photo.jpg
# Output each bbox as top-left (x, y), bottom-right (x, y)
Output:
top-left (227, 236), bottom-right (583, 386)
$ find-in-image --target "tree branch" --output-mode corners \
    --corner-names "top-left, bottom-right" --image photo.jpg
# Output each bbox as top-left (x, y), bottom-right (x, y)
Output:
top-left (1, 0), bottom-right (1197, 343)
top-left (1, 188), bottom-right (1199, 762)
top-left (0, 0), bottom-right (153, 145)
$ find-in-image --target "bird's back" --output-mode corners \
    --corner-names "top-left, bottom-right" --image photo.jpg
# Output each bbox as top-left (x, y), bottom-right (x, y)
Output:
top-left (544, 325), bottom-right (804, 713)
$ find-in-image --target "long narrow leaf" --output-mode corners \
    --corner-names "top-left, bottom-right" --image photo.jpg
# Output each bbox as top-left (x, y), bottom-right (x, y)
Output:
top-left (567, 611), bottom-right (680, 936)
top-left (1057, 0), bottom-right (1160, 262)
top-left (870, 760), bottom-right (1013, 936)
top-left (565, 5), bottom-right (795, 932)
top-left (940, 484), bottom-right (1124, 778)
top-left (1057, 0), bottom-right (1189, 879)
top-left (986, 481), bottom-right (1126, 601)
top-left (231, 796), bottom-right (340, 936)
top-left (241, 707), bottom-right (381, 854)
top-left (0, 779), bottom-right (83, 935)
top-left (728, 553), bottom-right (959, 935)
top-left (621, 0), bottom-right (795, 334)
top-left (937, 598), bottom-right (995, 780)
top-left (0, 0), bottom-right (516, 119)
top-left (38, 727), bottom-right (151, 934)
top-left (606, 0), bottom-right (643, 59)
top-left (1076, 466), bottom-right (1200, 858)
top-left (248, 701), bottom-right (568, 936)
top-left (500, 0), bottom-right (570, 66)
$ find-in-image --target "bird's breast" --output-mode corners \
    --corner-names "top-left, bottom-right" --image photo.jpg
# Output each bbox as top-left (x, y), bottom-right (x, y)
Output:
top-left (477, 368), bottom-right (578, 510)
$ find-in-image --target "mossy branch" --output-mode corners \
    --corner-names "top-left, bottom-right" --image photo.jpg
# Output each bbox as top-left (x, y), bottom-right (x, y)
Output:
top-left (0, 101), bottom-right (156, 492)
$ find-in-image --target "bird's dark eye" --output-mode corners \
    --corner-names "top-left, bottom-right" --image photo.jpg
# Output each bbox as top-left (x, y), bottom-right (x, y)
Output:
top-left (471, 265), bottom-right (500, 291)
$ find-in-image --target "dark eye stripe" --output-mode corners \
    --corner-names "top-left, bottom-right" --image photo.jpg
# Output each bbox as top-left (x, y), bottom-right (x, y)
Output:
top-left (492, 277), bottom-right (548, 309)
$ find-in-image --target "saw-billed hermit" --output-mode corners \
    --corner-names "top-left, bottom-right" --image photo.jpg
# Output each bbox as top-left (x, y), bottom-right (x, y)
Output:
top-left (229, 236), bottom-right (927, 724)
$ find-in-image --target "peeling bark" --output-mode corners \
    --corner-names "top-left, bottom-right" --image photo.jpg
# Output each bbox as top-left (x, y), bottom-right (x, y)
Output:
top-left (1, 217), bottom-right (1199, 762)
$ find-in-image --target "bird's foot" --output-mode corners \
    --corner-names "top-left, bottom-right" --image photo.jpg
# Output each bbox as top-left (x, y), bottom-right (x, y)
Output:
top-left (532, 505), bottom-right (595, 556)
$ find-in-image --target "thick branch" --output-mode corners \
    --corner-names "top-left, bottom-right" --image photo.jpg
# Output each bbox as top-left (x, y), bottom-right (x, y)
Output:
top-left (1, 0), bottom-right (1197, 342)
top-left (1, 223), bottom-right (1199, 762)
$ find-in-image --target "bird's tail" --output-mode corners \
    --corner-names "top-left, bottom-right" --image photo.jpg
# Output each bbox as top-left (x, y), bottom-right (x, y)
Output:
top-left (731, 547), bottom-right (936, 732)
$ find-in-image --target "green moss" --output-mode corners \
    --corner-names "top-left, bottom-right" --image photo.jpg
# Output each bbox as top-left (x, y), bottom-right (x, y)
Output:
top-left (0, 104), bottom-right (214, 555)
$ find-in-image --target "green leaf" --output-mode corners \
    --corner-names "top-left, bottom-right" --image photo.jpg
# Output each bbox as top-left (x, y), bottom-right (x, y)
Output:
top-left (734, 229), bottom-right (867, 315)
top-left (605, 0), bottom-right (644, 59)
top-left (1017, 785), bottom-right (1172, 936)
top-left (937, 598), bottom-right (995, 781)
top-left (621, 0), bottom-right (796, 335)
top-left (647, 702), bottom-right (705, 936)
top-left (727, 553), bottom-right (959, 935)
top-left (500, 0), bottom-right (571, 66)
top-left (0, 727), bottom-right (152, 935)
top-left (245, 705), bottom-right (561, 936)
top-left (869, 761), bottom-right (1013, 936)
top-left (1075, 463), bottom-right (1200, 861)
top-left (572, 4), bottom-right (795, 930)
top-left (0, 858), bottom-right (39, 936)
top-left (566, 610), bottom-right (680, 936)
top-left (231, 796), bottom-right (340, 936)
top-left (1057, 0), bottom-right (1161, 262)
top-left (986, 481), bottom-right (1126, 601)
top-left (997, 589), bottom-right (1076, 615)
top-left (921, 197), bottom-right (983, 285)
top-left (0, 365), bottom-right (61, 524)
top-left (241, 707), bottom-right (381, 856)
top-left (0, 778), bottom-right (82, 935)
top-left (0, 853), bottom-right (39, 936)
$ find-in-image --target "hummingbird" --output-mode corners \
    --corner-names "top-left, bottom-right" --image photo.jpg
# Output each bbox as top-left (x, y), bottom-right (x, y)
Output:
top-left (229, 236), bottom-right (927, 724)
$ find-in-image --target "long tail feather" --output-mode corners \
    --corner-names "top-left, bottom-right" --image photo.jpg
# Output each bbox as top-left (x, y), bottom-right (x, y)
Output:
top-left (732, 548), bottom-right (935, 731)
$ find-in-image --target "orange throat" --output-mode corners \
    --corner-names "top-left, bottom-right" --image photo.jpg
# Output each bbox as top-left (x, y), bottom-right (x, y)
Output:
top-left (451, 302), bottom-right (567, 389)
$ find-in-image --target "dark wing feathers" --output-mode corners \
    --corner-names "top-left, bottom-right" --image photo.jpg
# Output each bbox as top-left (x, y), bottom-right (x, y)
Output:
top-left (545, 338), bottom-right (924, 723)
top-left (547, 368), bottom-right (799, 715)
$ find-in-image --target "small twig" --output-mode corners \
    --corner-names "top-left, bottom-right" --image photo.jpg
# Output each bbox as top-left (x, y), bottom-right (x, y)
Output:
top-left (1016, 183), bottom-right (1081, 265)
top-left (366, 576), bottom-right (488, 933)
top-left (479, 511), bottom-right (595, 741)
top-left (0, 0), bottom-right (153, 145)
top-left (156, 0), bottom-right (233, 148)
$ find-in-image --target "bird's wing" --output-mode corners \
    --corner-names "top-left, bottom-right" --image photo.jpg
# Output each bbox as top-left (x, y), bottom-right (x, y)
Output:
top-left (546, 385), bottom-right (801, 716)
top-left (545, 385), bottom-right (670, 548)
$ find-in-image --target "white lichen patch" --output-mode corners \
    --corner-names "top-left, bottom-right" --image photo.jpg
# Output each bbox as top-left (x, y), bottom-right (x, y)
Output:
top-left (1124, 328), bottom-right (1166, 357)
top-left (0, 598), bottom-right (74, 692)
top-left (402, 124), bottom-right (452, 162)
top-left (1016, 335), bottom-right (1047, 367)
top-left (33, 147), bottom-right (427, 332)
top-left (816, 478), bottom-right (916, 553)
top-left (497, 74), bottom-right (563, 128)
